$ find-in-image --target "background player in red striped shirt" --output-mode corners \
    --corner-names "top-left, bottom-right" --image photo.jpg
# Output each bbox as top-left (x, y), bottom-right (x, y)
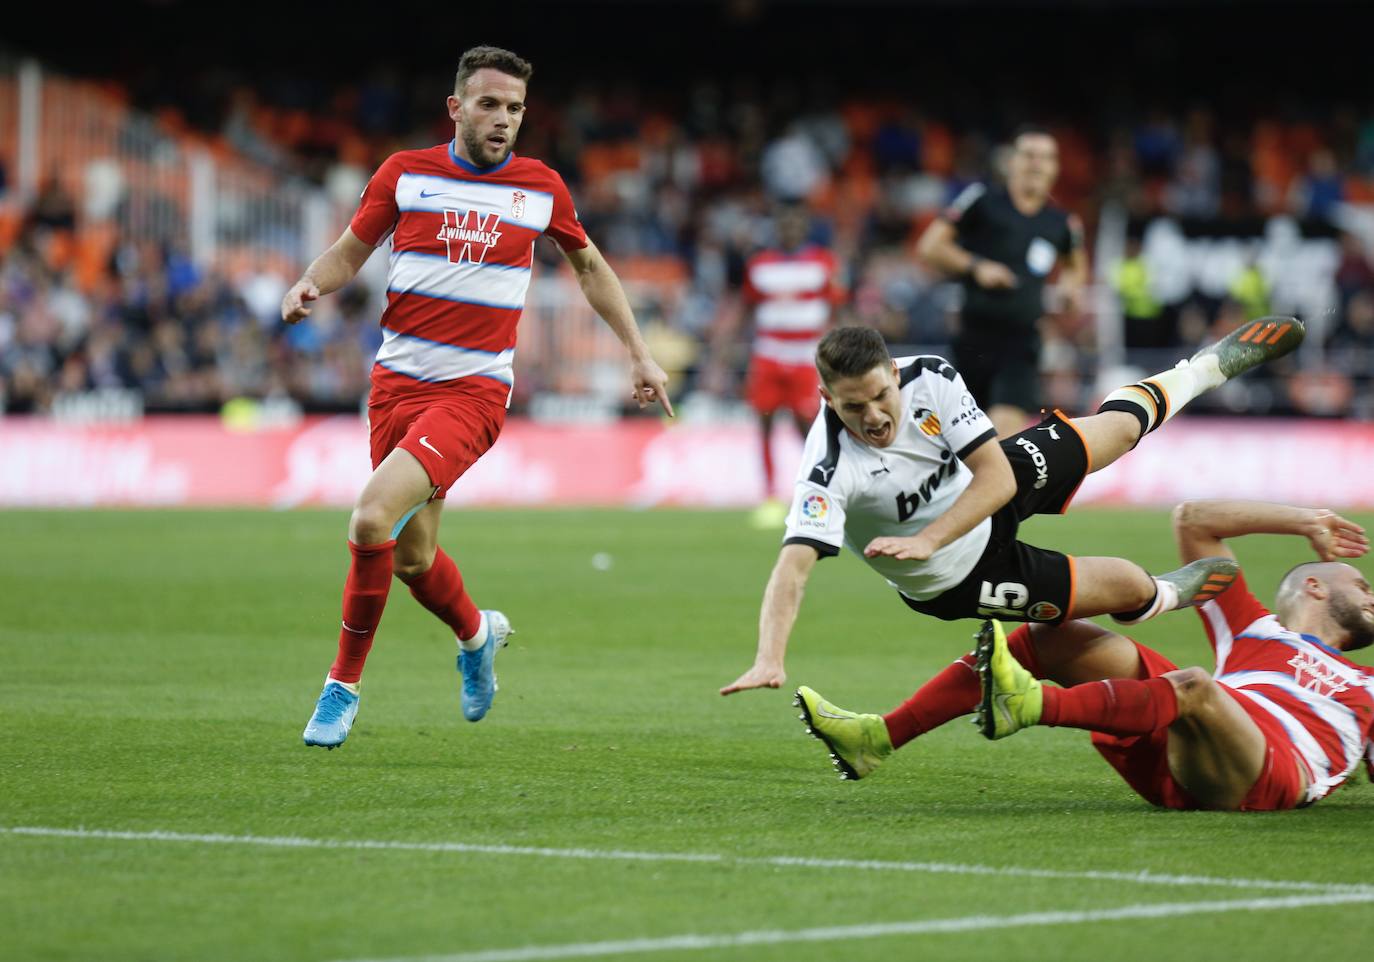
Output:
top-left (800, 500), bottom-right (1372, 811)
top-left (281, 46), bottom-right (673, 749)
top-left (729, 204), bottom-right (844, 528)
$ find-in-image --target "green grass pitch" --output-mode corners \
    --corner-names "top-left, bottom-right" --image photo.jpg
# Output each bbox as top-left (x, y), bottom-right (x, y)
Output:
top-left (2, 507), bottom-right (1372, 961)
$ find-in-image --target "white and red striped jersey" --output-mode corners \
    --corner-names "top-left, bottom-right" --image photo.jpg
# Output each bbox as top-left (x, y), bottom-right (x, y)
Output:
top-left (742, 245), bottom-right (843, 366)
top-left (349, 141), bottom-right (588, 399)
top-left (1197, 571), bottom-right (1374, 804)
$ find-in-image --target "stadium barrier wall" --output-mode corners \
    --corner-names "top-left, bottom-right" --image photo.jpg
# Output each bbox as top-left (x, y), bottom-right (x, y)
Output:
top-left (2, 416), bottom-right (1373, 509)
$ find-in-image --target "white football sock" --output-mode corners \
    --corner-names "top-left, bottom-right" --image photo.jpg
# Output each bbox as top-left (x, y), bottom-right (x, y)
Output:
top-left (1113, 578), bottom-right (1180, 626)
top-left (457, 611), bottom-right (488, 652)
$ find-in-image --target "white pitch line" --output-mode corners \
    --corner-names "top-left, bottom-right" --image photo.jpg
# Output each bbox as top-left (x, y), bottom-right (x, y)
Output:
top-left (341, 892), bottom-right (1374, 962)
top-left (3, 825), bottom-right (1369, 896)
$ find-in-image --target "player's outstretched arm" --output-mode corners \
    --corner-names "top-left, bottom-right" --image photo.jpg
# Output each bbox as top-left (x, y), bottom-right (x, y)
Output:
top-left (563, 240), bottom-right (674, 416)
top-left (1173, 500), bottom-right (1369, 564)
top-left (281, 228), bottom-right (375, 324)
top-left (865, 437), bottom-right (1016, 562)
top-left (721, 544), bottom-right (819, 695)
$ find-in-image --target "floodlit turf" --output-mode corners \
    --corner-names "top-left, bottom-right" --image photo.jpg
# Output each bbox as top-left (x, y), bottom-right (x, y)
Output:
top-left (2, 507), bottom-right (1373, 962)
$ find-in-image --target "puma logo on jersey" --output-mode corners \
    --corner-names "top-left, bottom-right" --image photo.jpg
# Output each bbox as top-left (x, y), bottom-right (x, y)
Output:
top-left (810, 463), bottom-right (837, 485)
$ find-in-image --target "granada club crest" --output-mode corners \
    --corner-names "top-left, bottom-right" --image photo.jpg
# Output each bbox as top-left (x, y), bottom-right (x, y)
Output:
top-left (511, 190), bottom-right (527, 220)
top-left (438, 209), bottom-right (502, 265)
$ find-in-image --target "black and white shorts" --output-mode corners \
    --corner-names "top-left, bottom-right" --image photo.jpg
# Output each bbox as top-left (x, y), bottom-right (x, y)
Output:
top-left (901, 411), bottom-right (1090, 625)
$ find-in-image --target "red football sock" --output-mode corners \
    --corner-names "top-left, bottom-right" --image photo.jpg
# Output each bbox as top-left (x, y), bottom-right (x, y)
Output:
top-left (404, 547), bottom-right (482, 641)
top-left (1040, 677), bottom-right (1179, 736)
top-left (328, 539), bottom-right (396, 684)
top-left (880, 625), bottom-right (1049, 749)
top-left (760, 427), bottom-right (776, 498)
top-left (1005, 625), bottom-right (1046, 679)
top-left (882, 654), bottom-right (980, 749)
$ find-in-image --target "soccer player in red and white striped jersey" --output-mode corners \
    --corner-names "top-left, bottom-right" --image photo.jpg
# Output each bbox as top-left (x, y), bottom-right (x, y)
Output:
top-left (798, 499), bottom-right (1372, 811)
top-left (734, 204), bottom-right (843, 526)
top-left (282, 46), bottom-right (673, 749)
top-left (978, 501), bottom-right (1373, 810)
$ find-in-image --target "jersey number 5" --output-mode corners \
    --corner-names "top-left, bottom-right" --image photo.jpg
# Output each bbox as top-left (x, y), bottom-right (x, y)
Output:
top-left (978, 581), bottom-right (1029, 617)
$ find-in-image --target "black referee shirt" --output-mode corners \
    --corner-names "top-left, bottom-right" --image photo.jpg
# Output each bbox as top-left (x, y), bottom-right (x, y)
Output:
top-left (943, 183), bottom-right (1080, 337)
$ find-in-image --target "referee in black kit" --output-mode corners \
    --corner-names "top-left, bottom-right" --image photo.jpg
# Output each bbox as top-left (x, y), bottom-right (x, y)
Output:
top-left (917, 125), bottom-right (1087, 438)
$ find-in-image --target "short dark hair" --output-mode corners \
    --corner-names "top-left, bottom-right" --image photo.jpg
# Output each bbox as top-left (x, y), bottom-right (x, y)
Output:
top-left (455, 46), bottom-right (533, 95)
top-left (1012, 123), bottom-right (1055, 144)
top-left (816, 326), bottom-right (892, 383)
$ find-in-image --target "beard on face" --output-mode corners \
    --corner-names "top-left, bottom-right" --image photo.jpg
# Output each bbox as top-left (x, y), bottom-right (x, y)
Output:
top-left (1330, 590), bottom-right (1374, 650)
top-left (462, 125), bottom-right (513, 168)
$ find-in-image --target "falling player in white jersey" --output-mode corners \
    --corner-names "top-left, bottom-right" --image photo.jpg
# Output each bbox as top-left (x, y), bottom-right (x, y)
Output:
top-left (722, 317), bottom-right (1305, 700)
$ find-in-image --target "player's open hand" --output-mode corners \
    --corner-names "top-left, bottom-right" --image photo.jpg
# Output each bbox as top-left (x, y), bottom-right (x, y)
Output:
top-left (631, 357), bottom-right (675, 417)
top-left (864, 535), bottom-right (935, 561)
top-left (1307, 509), bottom-right (1369, 561)
top-left (281, 281), bottom-right (319, 324)
top-left (720, 662), bottom-right (786, 696)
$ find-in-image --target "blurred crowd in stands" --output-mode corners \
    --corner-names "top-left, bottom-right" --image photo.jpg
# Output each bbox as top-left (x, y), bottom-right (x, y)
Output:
top-left (4, 69), bottom-right (1374, 419)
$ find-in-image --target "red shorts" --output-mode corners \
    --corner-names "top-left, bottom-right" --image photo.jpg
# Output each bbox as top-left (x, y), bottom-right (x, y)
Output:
top-left (366, 378), bottom-right (507, 499)
top-left (745, 358), bottom-right (820, 417)
top-left (1089, 644), bottom-right (1308, 811)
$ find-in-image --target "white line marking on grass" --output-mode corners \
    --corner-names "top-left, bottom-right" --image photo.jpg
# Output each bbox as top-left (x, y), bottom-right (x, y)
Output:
top-left (338, 892), bottom-right (1374, 962)
top-left (4, 825), bottom-right (1370, 897)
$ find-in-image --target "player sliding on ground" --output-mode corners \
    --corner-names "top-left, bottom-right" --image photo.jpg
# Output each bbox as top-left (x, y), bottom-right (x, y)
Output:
top-left (722, 318), bottom-right (1305, 700)
top-left (283, 46), bottom-right (673, 749)
top-left (796, 500), bottom-right (1371, 811)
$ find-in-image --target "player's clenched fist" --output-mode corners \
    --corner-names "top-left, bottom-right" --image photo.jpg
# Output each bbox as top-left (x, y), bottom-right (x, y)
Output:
top-left (281, 281), bottom-right (320, 324)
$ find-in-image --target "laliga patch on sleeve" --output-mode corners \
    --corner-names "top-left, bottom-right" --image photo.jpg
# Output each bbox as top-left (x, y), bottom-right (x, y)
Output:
top-left (798, 493), bottom-right (830, 529)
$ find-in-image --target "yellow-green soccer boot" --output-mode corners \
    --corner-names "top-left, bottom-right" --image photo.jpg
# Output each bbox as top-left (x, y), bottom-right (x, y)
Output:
top-left (794, 686), bottom-right (893, 780)
top-left (974, 620), bottom-right (1043, 740)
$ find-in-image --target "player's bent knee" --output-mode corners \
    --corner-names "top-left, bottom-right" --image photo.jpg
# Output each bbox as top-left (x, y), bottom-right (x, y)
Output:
top-left (1164, 666), bottom-right (1221, 715)
top-left (348, 502), bottom-right (396, 546)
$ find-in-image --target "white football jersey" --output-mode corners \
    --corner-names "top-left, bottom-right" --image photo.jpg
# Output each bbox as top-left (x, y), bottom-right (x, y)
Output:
top-left (783, 355), bottom-right (998, 600)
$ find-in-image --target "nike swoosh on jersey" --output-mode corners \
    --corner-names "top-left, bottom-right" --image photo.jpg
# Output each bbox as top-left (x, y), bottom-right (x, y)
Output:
top-left (419, 189), bottom-right (444, 199)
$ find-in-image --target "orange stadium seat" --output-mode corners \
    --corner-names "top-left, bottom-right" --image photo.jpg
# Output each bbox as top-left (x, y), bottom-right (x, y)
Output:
top-left (921, 122), bottom-right (954, 176)
top-left (74, 224), bottom-right (117, 292)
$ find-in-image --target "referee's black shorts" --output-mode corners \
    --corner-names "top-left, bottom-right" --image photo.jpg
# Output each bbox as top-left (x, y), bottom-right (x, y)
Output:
top-left (951, 329), bottom-right (1041, 413)
top-left (900, 410), bottom-right (1091, 625)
